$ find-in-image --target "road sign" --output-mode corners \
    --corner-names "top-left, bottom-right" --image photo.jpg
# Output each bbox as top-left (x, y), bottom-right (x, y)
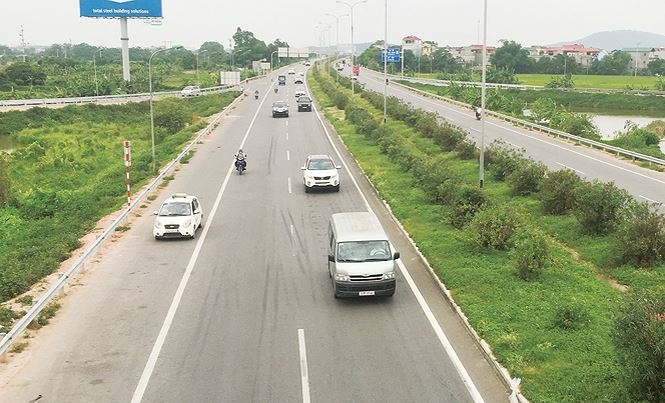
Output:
top-left (381, 47), bottom-right (400, 63)
top-left (80, 0), bottom-right (163, 18)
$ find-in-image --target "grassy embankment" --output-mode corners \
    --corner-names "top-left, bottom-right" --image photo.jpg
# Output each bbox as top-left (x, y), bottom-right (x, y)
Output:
top-left (0, 92), bottom-right (238, 309)
top-left (310, 66), bottom-right (665, 402)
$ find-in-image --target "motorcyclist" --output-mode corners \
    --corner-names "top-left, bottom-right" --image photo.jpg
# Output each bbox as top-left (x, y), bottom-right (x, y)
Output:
top-left (254, 90), bottom-right (259, 99)
top-left (234, 149), bottom-right (247, 170)
top-left (475, 107), bottom-right (482, 120)
top-left (274, 87), bottom-right (278, 93)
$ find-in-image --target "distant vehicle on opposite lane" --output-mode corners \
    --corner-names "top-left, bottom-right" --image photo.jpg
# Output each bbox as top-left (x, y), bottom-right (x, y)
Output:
top-left (180, 85), bottom-right (201, 96)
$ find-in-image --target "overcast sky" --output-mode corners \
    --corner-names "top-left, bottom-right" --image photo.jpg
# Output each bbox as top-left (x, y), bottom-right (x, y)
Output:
top-left (2, 0), bottom-right (664, 51)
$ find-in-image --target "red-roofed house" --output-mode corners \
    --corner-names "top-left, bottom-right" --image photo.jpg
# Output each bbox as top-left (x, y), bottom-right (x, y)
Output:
top-left (402, 35), bottom-right (423, 57)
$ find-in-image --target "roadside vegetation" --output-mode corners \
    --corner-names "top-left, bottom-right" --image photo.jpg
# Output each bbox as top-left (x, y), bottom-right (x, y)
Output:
top-left (309, 62), bottom-right (665, 402)
top-left (0, 92), bottom-right (238, 325)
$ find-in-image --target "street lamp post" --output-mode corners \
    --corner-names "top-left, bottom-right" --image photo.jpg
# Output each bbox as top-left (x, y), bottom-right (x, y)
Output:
top-left (270, 50), bottom-right (278, 71)
top-left (383, 0), bottom-right (387, 124)
top-left (479, 0), bottom-right (488, 188)
top-left (196, 49), bottom-right (207, 86)
top-left (336, 0), bottom-right (367, 94)
top-left (325, 12), bottom-right (348, 52)
top-left (93, 53), bottom-right (99, 96)
top-left (634, 42), bottom-right (641, 77)
top-left (149, 45), bottom-right (182, 174)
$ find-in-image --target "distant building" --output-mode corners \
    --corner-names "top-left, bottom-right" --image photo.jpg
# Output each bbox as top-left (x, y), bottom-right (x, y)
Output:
top-left (622, 47), bottom-right (656, 73)
top-left (402, 35), bottom-right (423, 57)
top-left (529, 44), bottom-right (601, 70)
top-left (446, 45), bottom-right (496, 66)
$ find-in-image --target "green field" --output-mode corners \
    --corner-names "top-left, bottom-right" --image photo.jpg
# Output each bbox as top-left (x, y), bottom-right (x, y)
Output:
top-left (516, 74), bottom-right (659, 89)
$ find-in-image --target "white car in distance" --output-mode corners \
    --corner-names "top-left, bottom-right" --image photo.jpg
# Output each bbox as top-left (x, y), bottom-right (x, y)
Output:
top-left (180, 85), bottom-right (201, 97)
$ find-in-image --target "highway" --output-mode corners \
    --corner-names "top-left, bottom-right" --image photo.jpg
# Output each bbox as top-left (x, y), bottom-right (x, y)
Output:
top-left (0, 69), bottom-right (509, 402)
top-left (361, 68), bottom-right (665, 207)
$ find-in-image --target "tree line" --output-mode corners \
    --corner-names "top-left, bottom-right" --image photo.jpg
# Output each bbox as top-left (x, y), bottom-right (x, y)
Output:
top-left (0, 27), bottom-right (292, 96)
top-left (356, 39), bottom-right (665, 81)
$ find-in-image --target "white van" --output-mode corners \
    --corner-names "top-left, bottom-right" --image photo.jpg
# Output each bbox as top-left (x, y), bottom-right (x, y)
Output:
top-left (328, 212), bottom-right (399, 298)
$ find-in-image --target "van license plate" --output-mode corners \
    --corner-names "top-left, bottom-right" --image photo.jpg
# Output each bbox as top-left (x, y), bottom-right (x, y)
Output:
top-left (359, 291), bottom-right (375, 296)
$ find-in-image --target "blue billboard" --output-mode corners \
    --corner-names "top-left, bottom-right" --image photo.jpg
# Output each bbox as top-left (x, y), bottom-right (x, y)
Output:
top-left (80, 0), bottom-right (163, 18)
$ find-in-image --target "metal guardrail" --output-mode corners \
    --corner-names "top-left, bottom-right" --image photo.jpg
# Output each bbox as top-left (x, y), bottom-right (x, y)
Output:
top-left (0, 84), bottom-right (241, 108)
top-left (0, 89), bottom-right (247, 357)
top-left (389, 78), bottom-right (665, 168)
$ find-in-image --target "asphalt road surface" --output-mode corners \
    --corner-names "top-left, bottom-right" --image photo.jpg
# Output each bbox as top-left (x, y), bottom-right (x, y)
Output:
top-left (0, 69), bottom-right (510, 402)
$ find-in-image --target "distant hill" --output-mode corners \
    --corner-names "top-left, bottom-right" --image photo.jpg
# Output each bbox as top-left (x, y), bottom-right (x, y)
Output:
top-left (550, 30), bottom-right (665, 50)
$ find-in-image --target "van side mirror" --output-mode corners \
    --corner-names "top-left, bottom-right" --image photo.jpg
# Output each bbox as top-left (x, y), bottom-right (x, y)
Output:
top-left (153, 211), bottom-right (158, 216)
top-left (328, 254), bottom-right (335, 262)
top-left (393, 252), bottom-right (400, 260)
top-left (335, 165), bottom-right (341, 169)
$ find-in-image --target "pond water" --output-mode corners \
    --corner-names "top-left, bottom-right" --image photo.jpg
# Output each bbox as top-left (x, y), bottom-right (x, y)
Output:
top-left (590, 114), bottom-right (662, 140)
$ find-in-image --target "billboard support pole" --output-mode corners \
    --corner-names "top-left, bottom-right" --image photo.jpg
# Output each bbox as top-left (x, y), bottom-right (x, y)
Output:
top-left (120, 17), bottom-right (130, 82)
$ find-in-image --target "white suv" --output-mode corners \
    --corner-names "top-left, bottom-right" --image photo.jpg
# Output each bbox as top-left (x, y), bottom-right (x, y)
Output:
top-left (301, 154), bottom-right (341, 193)
top-left (153, 193), bottom-right (203, 239)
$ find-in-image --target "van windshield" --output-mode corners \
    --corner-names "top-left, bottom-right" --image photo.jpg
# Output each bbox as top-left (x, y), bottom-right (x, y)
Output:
top-left (337, 240), bottom-right (391, 262)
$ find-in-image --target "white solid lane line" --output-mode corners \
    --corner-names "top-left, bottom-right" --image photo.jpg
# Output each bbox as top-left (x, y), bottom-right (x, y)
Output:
top-left (298, 329), bottom-right (311, 403)
top-left (131, 94), bottom-right (264, 403)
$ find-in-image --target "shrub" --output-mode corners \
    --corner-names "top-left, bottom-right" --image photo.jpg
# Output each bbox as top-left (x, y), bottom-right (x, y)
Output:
top-left (485, 140), bottom-right (524, 181)
top-left (455, 139), bottom-right (477, 160)
top-left (613, 290), bottom-right (665, 401)
top-left (412, 157), bottom-right (461, 205)
top-left (431, 123), bottom-right (466, 152)
top-left (612, 202), bottom-right (665, 268)
top-left (512, 228), bottom-right (549, 280)
top-left (154, 98), bottom-right (191, 135)
top-left (507, 159), bottom-right (547, 196)
top-left (449, 186), bottom-right (488, 229)
top-left (468, 204), bottom-right (525, 250)
top-left (573, 180), bottom-right (631, 235)
top-left (553, 300), bottom-right (591, 330)
top-left (0, 155), bottom-right (11, 205)
top-left (540, 169), bottom-right (581, 215)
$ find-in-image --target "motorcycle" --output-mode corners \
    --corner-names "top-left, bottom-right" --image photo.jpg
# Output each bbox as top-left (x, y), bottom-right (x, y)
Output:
top-left (254, 91), bottom-right (259, 100)
top-left (235, 157), bottom-right (247, 175)
top-left (475, 109), bottom-right (482, 120)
